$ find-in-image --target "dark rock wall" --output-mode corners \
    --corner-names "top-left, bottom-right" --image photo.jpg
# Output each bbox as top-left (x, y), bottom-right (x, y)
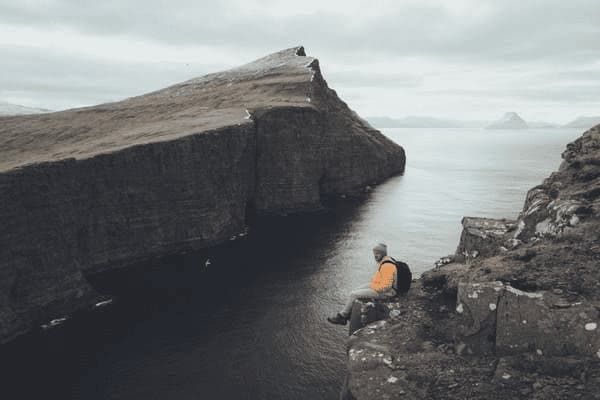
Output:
top-left (253, 107), bottom-right (326, 213)
top-left (252, 103), bottom-right (405, 214)
top-left (311, 62), bottom-right (404, 195)
top-left (1, 125), bottom-right (256, 342)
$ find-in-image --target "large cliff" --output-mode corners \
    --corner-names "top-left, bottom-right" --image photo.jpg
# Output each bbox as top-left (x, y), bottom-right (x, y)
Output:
top-left (344, 125), bottom-right (600, 399)
top-left (0, 47), bottom-right (405, 344)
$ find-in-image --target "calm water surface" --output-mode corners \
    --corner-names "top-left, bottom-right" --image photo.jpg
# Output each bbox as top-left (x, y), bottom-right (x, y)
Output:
top-left (1, 128), bottom-right (582, 399)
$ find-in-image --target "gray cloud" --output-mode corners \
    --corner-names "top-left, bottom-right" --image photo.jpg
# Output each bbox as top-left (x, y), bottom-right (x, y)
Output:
top-left (0, 0), bottom-right (598, 121)
top-left (1, 0), bottom-right (598, 63)
top-left (430, 84), bottom-right (600, 104)
top-left (0, 45), bottom-right (225, 109)
top-left (327, 71), bottom-right (424, 89)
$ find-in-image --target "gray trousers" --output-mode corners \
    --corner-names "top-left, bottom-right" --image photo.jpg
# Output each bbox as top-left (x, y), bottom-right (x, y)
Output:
top-left (340, 283), bottom-right (392, 317)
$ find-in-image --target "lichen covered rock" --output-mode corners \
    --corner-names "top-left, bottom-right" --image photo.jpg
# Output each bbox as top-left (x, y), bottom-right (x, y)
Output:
top-left (455, 217), bottom-right (517, 260)
top-left (455, 281), bottom-right (504, 354)
top-left (496, 286), bottom-right (600, 357)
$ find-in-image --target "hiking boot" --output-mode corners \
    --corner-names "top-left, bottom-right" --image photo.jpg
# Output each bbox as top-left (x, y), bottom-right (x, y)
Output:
top-left (327, 313), bottom-right (348, 325)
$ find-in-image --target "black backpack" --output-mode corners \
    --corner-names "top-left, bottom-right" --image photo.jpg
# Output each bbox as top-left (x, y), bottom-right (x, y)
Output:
top-left (380, 258), bottom-right (412, 294)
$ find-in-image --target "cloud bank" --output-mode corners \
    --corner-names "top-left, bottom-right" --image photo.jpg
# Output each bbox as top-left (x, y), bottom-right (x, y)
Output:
top-left (1, 0), bottom-right (598, 122)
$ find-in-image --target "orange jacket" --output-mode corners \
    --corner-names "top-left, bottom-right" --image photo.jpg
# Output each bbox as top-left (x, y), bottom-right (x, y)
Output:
top-left (369, 257), bottom-right (396, 293)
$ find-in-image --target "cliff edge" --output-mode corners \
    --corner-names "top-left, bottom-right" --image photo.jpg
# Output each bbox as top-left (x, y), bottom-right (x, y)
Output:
top-left (344, 124), bottom-right (600, 399)
top-left (0, 47), bottom-right (405, 343)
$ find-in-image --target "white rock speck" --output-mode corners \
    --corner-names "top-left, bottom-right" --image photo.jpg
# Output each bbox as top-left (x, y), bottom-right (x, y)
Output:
top-left (506, 285), bottom-right (543, 298)
top-left (456, 303), bottom-right (464, 314)
top-left (387, 376), bottom-right (398, 384)
top-left (94, 299), bottom-right (113, 308)
top-left (489, 303), bottom-right (497, 311)
top-left (585, 322), bottom-right (597, 331)
top-left (41, 317), bottom-right (68, 330)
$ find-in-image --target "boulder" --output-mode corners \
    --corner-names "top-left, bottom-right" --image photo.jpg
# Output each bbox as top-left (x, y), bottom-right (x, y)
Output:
top-left (496, 286), bottom-right (600, 357)
top-left (455, 281), bottom-right (504, 354)
top-left (454, 281), bottom-right (600, 358)
top-left (348, 298), bottom-right (393, 335)
top-left (455, 217), bottom-right (517, 260)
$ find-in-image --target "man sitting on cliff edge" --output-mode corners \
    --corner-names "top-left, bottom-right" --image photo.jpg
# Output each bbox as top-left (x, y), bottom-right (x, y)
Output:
top-left (327, 243), bottom-right (398, 325)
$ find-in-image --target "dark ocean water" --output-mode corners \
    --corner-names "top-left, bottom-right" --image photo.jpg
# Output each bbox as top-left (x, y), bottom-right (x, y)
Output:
top-left (1, 127), bottom-right (582, 399)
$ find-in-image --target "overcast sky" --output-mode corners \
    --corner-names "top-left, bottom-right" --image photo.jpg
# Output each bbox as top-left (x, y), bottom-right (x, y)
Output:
top-left (1, 0), bottom-right (599, 123)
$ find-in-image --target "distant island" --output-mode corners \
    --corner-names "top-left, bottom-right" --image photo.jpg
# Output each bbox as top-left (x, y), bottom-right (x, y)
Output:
top-left (368, 112), bottom-right (600, 130)
top-left (366, 115), bottom-right (487, 129)
top-left (528, 121), bottom-right (561, 129)
top-left (0, 101), bottom-right (50, 116)
top-left (563, 116), bottom-right (600, 129)
top-left (485, 111), bottom-right (528, 129)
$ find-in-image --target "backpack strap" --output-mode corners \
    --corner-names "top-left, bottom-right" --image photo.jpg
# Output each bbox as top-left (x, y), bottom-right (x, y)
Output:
top-left (378, 257), bottom-right (396, 270)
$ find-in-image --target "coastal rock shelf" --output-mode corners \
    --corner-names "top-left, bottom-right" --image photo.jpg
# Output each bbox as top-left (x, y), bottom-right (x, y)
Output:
top-left (344, 124), bottom-right (600, 399)
top-left (0, 47), bottom-right (406, 344)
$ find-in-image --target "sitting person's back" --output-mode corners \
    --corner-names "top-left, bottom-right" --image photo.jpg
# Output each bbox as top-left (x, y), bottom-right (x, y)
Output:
top-left (369, 254), bottom-right (397, 296)
top-left (327, 243), bottom-right (405, 325)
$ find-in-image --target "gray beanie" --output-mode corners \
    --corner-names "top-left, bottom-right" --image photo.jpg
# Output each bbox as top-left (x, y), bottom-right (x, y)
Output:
top-left (373, 243), bottom-right (388, 255)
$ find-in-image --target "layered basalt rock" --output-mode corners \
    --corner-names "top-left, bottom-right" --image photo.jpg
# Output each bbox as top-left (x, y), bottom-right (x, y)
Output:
top-left (0, 47), bottom-right (405, 344)
top-left (344, 125), bottom-right (600, 399)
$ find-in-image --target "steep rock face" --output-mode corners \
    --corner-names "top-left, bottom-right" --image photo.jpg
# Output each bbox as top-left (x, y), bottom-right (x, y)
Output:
top-left (0, 47), bottom-right (405, 343)
top-left (344, 125), bottom-right (600, 399)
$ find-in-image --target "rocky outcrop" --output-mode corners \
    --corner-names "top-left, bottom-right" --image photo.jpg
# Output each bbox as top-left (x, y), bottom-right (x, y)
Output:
top-left (347, 298), bottom-right (404, 336)
top-left (454, 217), bottom-right (518, 260)
top-left (0, 47), bottom-right (405, 344)
top-left (456, 281), bottom-right (600, 357)
top-left (344, 124), bottom-right (600, 399)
